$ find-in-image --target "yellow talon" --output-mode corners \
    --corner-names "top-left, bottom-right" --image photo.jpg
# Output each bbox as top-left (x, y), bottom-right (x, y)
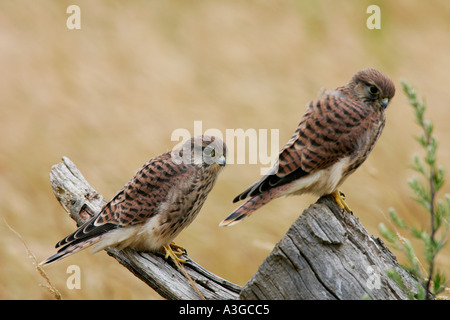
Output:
top-left (164, 242), bottom-right (187, 264)
top-left (164, 243), bottom-right (205, 300)
top-left (169, 242), bottom-right (187, 254)
top-left (331, 190), bottom-right (352, 213)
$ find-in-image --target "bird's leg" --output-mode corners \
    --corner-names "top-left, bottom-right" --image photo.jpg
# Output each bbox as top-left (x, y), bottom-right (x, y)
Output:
top-left (163, 243), bottom-right (206, 299)
top-left (163, 242), bottom-right (187, 264)
top-left (331, 190), bottom-right (352, 214)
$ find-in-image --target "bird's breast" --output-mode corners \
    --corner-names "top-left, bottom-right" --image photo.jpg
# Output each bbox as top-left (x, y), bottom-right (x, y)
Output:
top-left (343, 119), bottom-right (384, 177)
top-left (137, 173), bottom-right (218, 250)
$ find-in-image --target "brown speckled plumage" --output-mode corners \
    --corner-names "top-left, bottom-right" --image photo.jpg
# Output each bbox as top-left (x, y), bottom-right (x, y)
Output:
top-left (221, 68), bottom-right (395, 226)
top-left (42, 135), bottom-right (226, 265)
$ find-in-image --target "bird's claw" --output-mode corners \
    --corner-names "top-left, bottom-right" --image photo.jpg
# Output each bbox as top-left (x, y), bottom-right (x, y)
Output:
top-left (164, 242), bottom-right (187, 264)
top-left (331, 190), bottom-right (353, 214)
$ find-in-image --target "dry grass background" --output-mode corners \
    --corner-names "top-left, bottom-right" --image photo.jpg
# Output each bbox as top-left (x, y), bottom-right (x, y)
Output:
top-left (1, 0), bottom-right (450, 299)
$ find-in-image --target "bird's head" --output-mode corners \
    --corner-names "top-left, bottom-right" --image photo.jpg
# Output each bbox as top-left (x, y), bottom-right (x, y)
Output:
top-left (172, 135), bottom-right (226, 171)
top-left (349, 68), bottom-right (395, 109)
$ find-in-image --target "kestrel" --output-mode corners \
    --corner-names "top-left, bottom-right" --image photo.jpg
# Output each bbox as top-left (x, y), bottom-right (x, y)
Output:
top-left (41, 135), bottom-right (226, 265)
top-left (220, 68), bottom-right (395, 226)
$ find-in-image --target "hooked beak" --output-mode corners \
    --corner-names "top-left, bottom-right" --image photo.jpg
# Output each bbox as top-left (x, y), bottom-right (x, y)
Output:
top-left (216, 155), bottom-right (226, 167)
top-left (379, 97), bottom-right (389, 108)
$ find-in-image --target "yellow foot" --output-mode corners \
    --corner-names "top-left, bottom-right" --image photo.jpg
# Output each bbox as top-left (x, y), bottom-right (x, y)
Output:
top-left (169, 242), bottom-right (187, 255)
top-left (331, 190), bottom-right (352, 213)
top-left (163, 242), bottom-right (187, 264)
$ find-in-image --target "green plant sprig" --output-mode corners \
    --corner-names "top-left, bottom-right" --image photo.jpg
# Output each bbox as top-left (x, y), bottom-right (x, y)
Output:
top-left (379, 80), bottom-right (449, 300)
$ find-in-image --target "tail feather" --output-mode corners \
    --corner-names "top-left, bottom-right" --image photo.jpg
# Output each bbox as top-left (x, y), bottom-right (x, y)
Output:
top-left (220, 193), bottom-right (274, 227)
top-left (40, 236), bottom-right (102, 266)
top-left (223, 183), bottom-right (293, 227)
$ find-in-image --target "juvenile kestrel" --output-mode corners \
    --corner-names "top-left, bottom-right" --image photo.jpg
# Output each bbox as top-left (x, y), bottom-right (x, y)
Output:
top-left (41, 135), bottom-right (226, 265)
top-left (220, 68), bottom-right (395, 226)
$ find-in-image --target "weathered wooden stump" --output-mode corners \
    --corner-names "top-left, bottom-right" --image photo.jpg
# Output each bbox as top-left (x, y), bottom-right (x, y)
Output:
top-left (48, 156), bottom-right (419, 300)
top-left (240, 196), bottom-right (419, 299)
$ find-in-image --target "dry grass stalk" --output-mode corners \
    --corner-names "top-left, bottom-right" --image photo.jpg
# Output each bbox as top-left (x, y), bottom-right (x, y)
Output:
top-left (5, 220), bottom-right (62, 300)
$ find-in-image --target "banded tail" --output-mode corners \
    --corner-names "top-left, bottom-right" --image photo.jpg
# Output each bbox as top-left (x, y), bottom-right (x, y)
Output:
top-left (220, 175), bottom-right (293, 226)
top-left (219, 191), bottom-right (279, 227)
top-left (40, 236), bottom-right (103, 265)
top-left (40, 217), bottom-right (117, 266)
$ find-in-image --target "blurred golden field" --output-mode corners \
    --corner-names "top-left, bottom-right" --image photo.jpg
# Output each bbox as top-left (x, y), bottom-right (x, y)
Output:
top-left (1, 1), bottom-right (450, 299)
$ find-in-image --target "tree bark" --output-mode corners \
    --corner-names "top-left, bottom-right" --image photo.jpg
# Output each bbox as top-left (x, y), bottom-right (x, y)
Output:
top-left (239, 196), bottom-right (420, 300)
top-left (49, 156), bottom-right (419, 300)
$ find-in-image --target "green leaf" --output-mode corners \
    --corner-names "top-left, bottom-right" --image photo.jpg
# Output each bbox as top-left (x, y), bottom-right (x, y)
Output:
top-left (435, 199), bottom-right (447, 229)
top-left (385, 268), bottom-right (406, 290)
top-left (433, 167), bottom-right (445, 192)
top-left (402, 238), bottom-right (420, 273)
top-left (408, 177), bottom-right (432, 212)
top-left (415, 283), bottom-right (427, 300)
top-left (432, 269), bottom-right (446, 295)
top-left (425, 144), bottom-right (436, 167)
top-left (412, 154), bottom-right (426, 175)
top-left (388, 208), bottom-right (408, 229)
top-left (423, 120), bottom-right (434, 136)
top-left (378, 223), bottom-right (399, 246)
top-left (415, 134), bottom-right (427, 148)
top-left (410, 225), bottom-right (424, 239)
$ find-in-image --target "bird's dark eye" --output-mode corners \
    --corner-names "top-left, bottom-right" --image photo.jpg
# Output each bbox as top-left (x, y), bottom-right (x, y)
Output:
top-left (368, 85), bottom-right (379, 96)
